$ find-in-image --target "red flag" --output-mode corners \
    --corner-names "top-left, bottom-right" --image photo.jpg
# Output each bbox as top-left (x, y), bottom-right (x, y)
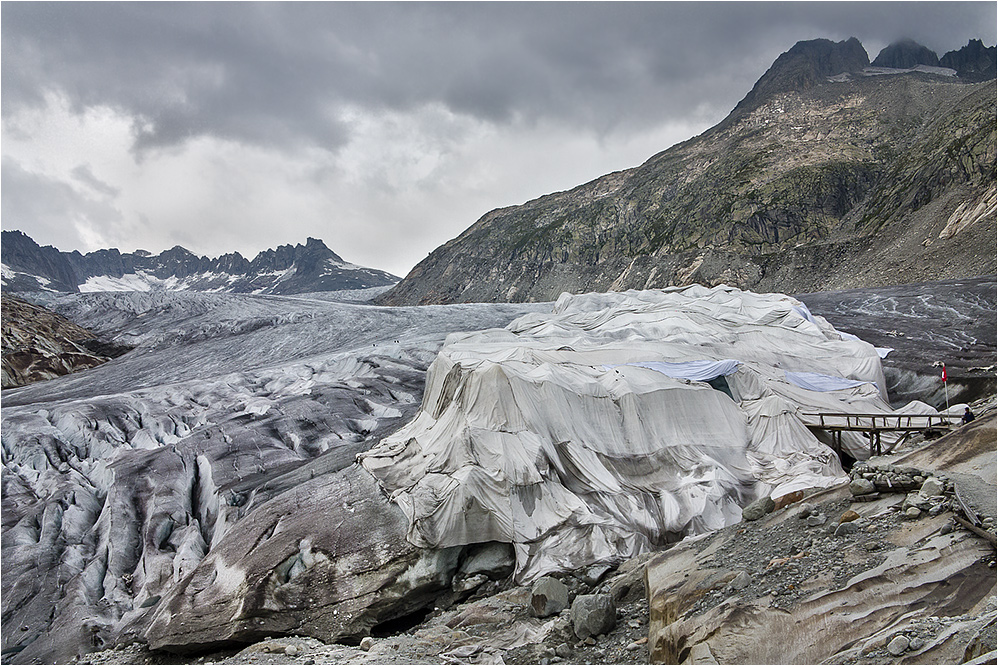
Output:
top-left (941, 364), bottom-right (947, 382)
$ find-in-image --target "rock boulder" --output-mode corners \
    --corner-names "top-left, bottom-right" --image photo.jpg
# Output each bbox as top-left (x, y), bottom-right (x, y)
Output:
top-left (145, 464), bottom-right (460, 651)
top-left (529, 577), bottom-right (569, 619)
top-left (570, 594), bottom-right (617, 639)
top-left (742, 496), bottom-right (775, 521)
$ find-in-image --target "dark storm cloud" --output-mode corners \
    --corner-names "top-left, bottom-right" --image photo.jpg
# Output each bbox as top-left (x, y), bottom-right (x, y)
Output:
top-left (2, 2), bottom-right (994, 276)
top-left (4, 2), bottom-right (994, 154)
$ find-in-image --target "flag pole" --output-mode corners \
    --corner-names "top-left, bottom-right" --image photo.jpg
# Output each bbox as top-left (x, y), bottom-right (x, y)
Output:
top-left (942, 362), bottom-right (949, 411)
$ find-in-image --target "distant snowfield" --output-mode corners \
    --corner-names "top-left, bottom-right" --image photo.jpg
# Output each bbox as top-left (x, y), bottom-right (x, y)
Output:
top-left (76, 267), bottom-right (300, 293)
top-left (0, 262), bottom-right (55, 289)
top-left (828, 64), bottom-right (958, 83)
top-left (78, 271), bottom-right (185, 292)
top-left (863, 64), bottom-right (957, 76)
top-left (9, 256), bottom-right (391, 296)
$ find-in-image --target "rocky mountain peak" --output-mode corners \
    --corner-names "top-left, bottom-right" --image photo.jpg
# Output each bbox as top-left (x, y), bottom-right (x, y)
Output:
top-left (732, 37), bottom-right (869, 114)
top-left (304, 236), bottom-right (331, 252)
top-left (941, 38), bottom-right (998, 81)
top-left (300, 237), bottom-right (345, 264)
top-left (378, 34), bottom-right (996, 308)
top-left (872, 38), bottom-right (939, 69)
top-left (1, 231), bottom-right (398, 295)
top-left (247, 238), bottom-right (343, 273)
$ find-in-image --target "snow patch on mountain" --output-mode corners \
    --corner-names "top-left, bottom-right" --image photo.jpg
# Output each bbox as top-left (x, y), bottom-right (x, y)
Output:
top-left (1, 231), bottom-right (400, 295)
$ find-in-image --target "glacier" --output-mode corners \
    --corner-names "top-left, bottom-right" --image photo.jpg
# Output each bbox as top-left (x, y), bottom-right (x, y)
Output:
top-left (1, 290), bottom-right (545, 662)
top-left (0, 283), bottom-right (971, 661)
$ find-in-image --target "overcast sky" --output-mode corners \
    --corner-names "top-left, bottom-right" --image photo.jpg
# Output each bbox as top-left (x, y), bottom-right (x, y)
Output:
top-left (2, 2), bottom-right (994, 277)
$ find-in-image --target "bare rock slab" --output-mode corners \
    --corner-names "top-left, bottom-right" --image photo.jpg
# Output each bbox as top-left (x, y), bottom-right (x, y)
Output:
top-left (646, 482), bottom-right (995, 665)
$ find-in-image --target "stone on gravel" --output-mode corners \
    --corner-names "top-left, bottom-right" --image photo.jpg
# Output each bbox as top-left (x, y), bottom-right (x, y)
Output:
top-left (773, 490), bottom-right (804, 510)
top-left (730, 571), bottom-right (753, 591)
top-left (570, 594), bottom-right (617, 639)
top-left (794, 503), bottom-right (815, 519)
top-left (530, 577), bottom-right (569, 618)
top-left (839, 510), bottom-right (861, 523)
top-left (887, 634), bottom-right (910, 655)
top-left (359, 637), bottom-right (374, 651)
top-left (742, 496), bottom-right (775, 521)
top-left (806, 513), bottom-right (827, 527)
top-left (921, 477), bottom-right (945, 497)
top-left (284, 645), bottom-right (299, 656)
top-left (850, 478), bottom-right (876, 496)
top-left (834, 522), bottom-right (859, 536)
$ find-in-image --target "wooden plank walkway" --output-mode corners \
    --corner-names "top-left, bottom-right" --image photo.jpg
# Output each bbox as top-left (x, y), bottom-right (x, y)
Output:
top-left (801, 412), bottom-right (961, 457)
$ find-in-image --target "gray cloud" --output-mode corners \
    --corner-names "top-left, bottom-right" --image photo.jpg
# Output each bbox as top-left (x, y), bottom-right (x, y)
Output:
top-left (4, 3), bottom-right (993, 151)
top-left (1, 2), bottom-right (994, 276)
top-left (71, 164), bottom-right (120, 198)
top-left (1, 158), bottom-right (124, 249)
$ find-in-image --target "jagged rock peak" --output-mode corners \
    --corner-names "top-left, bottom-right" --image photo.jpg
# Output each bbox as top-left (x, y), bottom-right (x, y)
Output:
top-left (0, 230), bottom-right (398, 295)
top-left (780, 36), bottom-right (871, 74)
top-left (733, 37), bottom-right (869, 113)
top-left (872, 38), bottom-right (940, 69)
top-left (941, 39), bottom-right (998, 81)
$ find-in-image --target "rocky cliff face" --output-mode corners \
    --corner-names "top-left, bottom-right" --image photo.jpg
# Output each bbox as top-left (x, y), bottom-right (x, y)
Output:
top-left (379, 38), bottom-right (996, 306)
top-left (1, 232), bottom-right (399, 295)
top-left (872, 38), bottom-right (940, 68)
top-left (941, 39), bottom-right (998, 82)
top-left (732, 37), bottom-right (871, 116)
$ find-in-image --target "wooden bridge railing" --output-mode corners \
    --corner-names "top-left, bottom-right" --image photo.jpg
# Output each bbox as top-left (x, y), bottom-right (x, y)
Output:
top-left (801, 412), bottom-right (961, 457)
top-left (800, 412), bottom-right (961, 432)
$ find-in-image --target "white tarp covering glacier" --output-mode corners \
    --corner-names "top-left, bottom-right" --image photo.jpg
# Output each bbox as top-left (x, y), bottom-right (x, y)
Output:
top-left (359, 285), bottom-right (915, 582)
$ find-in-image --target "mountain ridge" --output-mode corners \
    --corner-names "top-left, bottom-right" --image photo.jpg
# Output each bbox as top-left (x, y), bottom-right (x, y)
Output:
top-left (1, 231), bottom-right (399, 295)
top-left (378, 37), bottom-right (996, 306)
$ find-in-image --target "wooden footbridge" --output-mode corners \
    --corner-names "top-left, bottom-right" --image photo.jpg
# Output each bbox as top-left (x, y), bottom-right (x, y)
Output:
top-left (801, 412), bottom-right (962, 457)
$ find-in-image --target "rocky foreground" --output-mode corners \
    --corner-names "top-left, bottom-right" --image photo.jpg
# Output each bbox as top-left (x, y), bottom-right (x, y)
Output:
top-left (77, 409), bottom-right (997, 665)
